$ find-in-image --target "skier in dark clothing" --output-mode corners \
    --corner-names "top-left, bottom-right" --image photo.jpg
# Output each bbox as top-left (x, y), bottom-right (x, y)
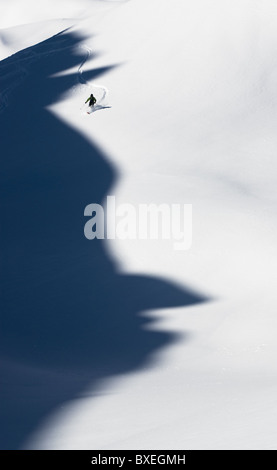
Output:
top-left (85, 93), bottom-right (97, 107)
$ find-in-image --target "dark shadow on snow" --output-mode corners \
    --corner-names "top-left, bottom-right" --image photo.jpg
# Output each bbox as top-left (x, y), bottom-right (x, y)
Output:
top-left (89, 105), bottom-right (112, 113)
top-left (0, 31), bottom-right (209, 449)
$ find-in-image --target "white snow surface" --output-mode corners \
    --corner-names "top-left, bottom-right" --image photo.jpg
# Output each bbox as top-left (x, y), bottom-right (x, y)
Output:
top-left (1, 0), bottom-right (277, 450)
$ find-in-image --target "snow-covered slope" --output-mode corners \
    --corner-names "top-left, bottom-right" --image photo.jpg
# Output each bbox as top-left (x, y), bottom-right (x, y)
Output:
top-left (1, 0), bottom-right (277, 450)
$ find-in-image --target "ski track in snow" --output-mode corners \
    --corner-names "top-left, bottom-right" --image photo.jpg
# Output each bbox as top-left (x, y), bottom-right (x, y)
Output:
top-left (78, 44), bottom-right (110, 113)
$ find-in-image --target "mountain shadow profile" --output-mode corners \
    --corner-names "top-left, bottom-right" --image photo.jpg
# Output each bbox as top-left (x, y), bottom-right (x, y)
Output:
top-left (0, 31), bottom-right (209, 449)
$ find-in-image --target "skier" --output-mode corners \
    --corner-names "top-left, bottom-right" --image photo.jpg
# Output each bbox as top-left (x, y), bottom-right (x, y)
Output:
top-left (85, 93), bottom-right (97, 107)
